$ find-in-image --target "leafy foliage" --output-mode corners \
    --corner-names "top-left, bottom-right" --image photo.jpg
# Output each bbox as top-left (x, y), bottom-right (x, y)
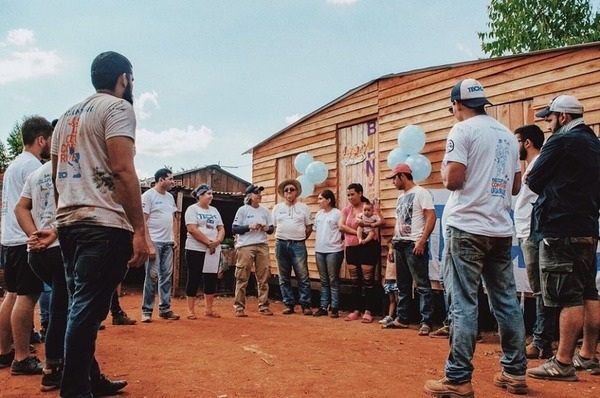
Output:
top-left (0, 141), bottom-right (10, 172)
top-left (478, 0), bottom-right (600, 56)
top-left (6, 120), bottom-right (24, 159)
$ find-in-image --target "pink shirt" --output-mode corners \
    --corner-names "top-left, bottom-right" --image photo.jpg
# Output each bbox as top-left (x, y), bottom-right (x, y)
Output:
top-left (342, 205), bottom-right (360, 247)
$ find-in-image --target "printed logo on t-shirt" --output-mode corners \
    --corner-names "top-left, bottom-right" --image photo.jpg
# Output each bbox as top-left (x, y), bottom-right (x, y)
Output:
top-left (58, 117), bottom-right (83, 179)
top-left (490, 138), bottom-right (511, 198)
top-left (446, 139), bottom-right (455, 153)
top-left (396, 193), bottom-right (415, 237)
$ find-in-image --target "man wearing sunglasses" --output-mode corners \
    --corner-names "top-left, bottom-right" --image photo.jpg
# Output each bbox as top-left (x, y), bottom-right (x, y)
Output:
top-left (272, 179), bottom-right (313, 316)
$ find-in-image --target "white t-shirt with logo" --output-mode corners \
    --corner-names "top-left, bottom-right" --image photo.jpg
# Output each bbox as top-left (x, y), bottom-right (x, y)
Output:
top-left (184, 204), bottom-right (223, 252)
top-left (50, 93), bottom-right (136, 231)
top-left (142, 189), bottom-right (176, 243)
top-left (1, 151), bottom-right (42, 246)
top-left (314, 208), bottom-right (344, 253)
top-left (272, 201), bottom-right (313, 241)
top-left (393, 186), bottom-right (434, 242)
top-left (443, 114), bottom-right (520, 237)
top-left (20, 162), bottom-right (59, 250)
top-left (232, 204), bottom-right (272, 248)
top-left (514, 155), bottom-right (539, 239)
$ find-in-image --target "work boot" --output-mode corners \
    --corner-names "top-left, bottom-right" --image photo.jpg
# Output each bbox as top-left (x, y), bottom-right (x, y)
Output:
top-left (493, 372), bottom-right (528, 395)
top-left (112, 311), bottom-right (137, 325)
top-left (424, 377), bottom-right (474, 398)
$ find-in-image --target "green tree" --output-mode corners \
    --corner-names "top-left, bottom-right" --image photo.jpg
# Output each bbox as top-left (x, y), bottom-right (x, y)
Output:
top-left (478, 0), bottom-right (600, 56)
top-left (6, 120), bottom-right (24, 159)
top-left (0, 140), bottom-right (10, 172)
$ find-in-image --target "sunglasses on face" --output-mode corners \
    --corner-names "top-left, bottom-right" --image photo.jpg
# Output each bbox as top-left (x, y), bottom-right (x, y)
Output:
top-left (284, 188), bottom-right (296, 193)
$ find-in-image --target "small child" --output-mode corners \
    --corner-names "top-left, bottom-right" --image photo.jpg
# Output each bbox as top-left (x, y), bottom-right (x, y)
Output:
top-left (379, 243), bottom-right (398, 325)
top-left (356, 202), bottom-right (381, 245)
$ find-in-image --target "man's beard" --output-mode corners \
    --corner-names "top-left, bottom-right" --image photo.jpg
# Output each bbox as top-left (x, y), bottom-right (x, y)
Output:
top-left (519, 146), bottom-right (527, 161)
top-left (123, 82), bottom-right (134, 105)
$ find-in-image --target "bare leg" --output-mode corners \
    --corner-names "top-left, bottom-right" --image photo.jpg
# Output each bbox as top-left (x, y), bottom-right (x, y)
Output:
top-left (555, 305), bottom-right (584, 364)
top-left (12, 294), bottom-right (40, 361)
top-left (579, 300), bottom-right (600, 359)
top-left (0, 292), bottom-right (16, 354)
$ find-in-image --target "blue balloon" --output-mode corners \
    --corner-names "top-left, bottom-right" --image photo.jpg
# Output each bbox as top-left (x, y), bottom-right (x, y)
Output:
top-left (387, 147), bottom-right (409, 170)
top-left (294, 153), bottom-right (314, 174)
top-left (405, 154), bottom-right (432, 182)
top-left (296, 175), bottom-right (314, 198)
top-left (305, 161), bottom-right (328, 184)
top-left (398, 125), bottom-right (426, 155)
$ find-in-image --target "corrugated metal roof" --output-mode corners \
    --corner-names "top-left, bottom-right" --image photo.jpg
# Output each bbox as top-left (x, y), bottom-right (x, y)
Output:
top-left (244, 41), bottom-right (600, 154)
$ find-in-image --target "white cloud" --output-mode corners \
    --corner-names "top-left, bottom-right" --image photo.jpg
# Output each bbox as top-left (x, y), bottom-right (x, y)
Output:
top-left (455, 42), bottom-right (475, 58)
top-left (285, 113), bottom-right (303, 125)
top-left (327, 0), bottom-right (358, 4)
top-left (0, 29), bottom-right (62, 84)
top-left (136, 125), bottom-right (215, 157)
top-left (134, 90), bottom-right (159, 120)
top-left (6, 29), bottom-right (35, 46)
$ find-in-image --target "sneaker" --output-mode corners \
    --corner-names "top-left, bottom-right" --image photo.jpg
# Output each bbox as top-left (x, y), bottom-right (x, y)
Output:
top-left (493, 372), bottom-right (528, 395)
top-left (382, 319), bottom-right (409, 329)
top-left (302, 307), bottom-right (313, 316)
top-left (379, 315), bottom-right (393, 325)
top-left (91, 374), bottom-right (127, 396)
top-left (430, 325), bottom-right (450, 339)
top-left (330, 308), bottom-right (339, 318)
top-left (314, 308), bottom-right (328, 317)
top-left (235, 309), bottom-right (248, 317)
top-left (41, 368), bottom-right (62, 392)
top-left (526, 342), bottom-right (553, 359)
top-left (0, 349), bottom-right (15, 368)
top-left (141, 314), bottom-right (152, 323)
top-left (159, 310), bottom-right (180, 320)
top-left (112, 312), bottom-right (137, 325)
top-left (572, 352), bottom-right (600, 375)
top-left (424, 377), bottom-right (474, 398)
top-left (259, 308), bottom-right (273, 316)
top-left (282, 306), bottom-right (295, 315)
top-left (11, 355), bottom-right (43, 375)
top-left (527, 356), bottom-right (578, 381)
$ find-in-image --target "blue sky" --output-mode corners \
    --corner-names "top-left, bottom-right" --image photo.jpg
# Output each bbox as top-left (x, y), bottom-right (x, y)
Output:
top-left (1, 0), bottom-right (492, 182)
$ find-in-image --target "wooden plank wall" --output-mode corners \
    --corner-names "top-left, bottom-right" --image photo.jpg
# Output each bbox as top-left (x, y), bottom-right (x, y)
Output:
top-left (178, 168), bottom-right (248, 193)
top-left (252, 45), bottom-right (600, 280)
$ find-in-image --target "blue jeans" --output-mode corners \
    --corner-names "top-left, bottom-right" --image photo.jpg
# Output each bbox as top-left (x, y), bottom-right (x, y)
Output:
top-left (315, 251), bottom-right (344, 309)
top-left (29, 246), bottom-right (68, 368)
top-left (58, 226), bottom-right (132, 398)
top-left (275, 240), bottom-right (311, 308)
top-left (142, 242), bottom-right (174, 315)
top-left (394, 240), bottom-right (433, 327)
top-left (520, 237), bottom-right (556, 350)
top-left (444, 227), bottom-right (527, 382)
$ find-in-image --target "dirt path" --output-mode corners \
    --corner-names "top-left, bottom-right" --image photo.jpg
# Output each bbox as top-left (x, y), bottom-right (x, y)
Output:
top-left (1, 290), bottom-right (598, 397)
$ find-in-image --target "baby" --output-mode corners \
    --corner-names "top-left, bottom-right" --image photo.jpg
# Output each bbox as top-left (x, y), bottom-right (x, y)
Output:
top-left (356, 202), bottom-right (381, 244)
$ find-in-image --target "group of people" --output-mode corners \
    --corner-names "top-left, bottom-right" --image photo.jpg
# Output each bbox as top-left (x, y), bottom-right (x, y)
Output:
top-left (0, 48), bottom-right (598, 398)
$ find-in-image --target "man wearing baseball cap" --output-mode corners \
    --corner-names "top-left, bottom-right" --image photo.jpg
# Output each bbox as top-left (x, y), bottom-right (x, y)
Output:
top-left (384, 163), bottom-right (436, 336)
top-left (526, 94), bottom-right (600, 380)
top-left (231, 184), bottom-right (274, 317)
top-left (425, 79), bottom-right (527, 397)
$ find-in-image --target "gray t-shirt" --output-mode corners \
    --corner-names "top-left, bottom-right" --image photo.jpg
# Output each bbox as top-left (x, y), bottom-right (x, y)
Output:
top-left (184, 204), bottom-right (223, 252)
top-left (142, 189), bottom-right (176, 243)
top-left (232, 204), bottom-right (272, 248)
top-left (50, 93), bottom-right (137, 231)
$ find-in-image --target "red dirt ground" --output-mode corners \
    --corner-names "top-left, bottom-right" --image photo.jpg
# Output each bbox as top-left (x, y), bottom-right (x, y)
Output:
top-left (1, 289), bottom-right (598, 398)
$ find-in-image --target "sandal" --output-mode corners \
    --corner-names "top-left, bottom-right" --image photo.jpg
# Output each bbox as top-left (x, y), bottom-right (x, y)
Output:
top-left (345, 312), bottom-right (361, 321)
top-left (361, 313), bottom-right (373, 323)
top-left (187, 312), bottom-right (197, 320)
top-left (382, 320), bottom-right (409, 329)
top-left (204, 310), bottom-right (221, 318)
top-left (418, 324), bottom-right (432, 336)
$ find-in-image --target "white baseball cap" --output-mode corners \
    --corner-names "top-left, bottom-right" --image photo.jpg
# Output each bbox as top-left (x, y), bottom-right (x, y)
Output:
top-left (450, 78), bottom-right (492, 108)
top-left (535, 95), bottom-right (584, 117)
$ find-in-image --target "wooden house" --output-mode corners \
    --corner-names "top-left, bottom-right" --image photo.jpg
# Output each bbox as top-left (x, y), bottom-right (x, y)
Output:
top-left (246, 42), bottom-right (600, 283)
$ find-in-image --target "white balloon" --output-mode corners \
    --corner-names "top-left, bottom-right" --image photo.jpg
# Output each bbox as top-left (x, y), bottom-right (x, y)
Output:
top-left (305, 161), bottom-right (328, 184)
top-left (405, 154), bottom-right (432, 182)
top-left (398, 125), bottom-right (426, 155)
top-left (297, 175), bottom-right (314, 198)
top-left (294, 153), bottom-right (314, 174)
top-left (387, 147), bottom-right (409, 169)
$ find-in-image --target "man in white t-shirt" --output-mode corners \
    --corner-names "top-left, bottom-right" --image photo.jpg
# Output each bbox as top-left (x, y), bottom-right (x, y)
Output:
top-left (425, 79), bottom-right (527, 397)
top-left (0, 116), bottom-right (50, 375)
top-left (384, 163), bottom-right (435, 336)
top-left (50, 51), bottom-right (148, 398)
top-left (272, 179), bottom-right (313, 315)
top-left (141, 168), bottom-right (179, 322)
top-left (232, 184), bottom-right (274, 317)
top-left (513, 125), bottom-right (556, 361)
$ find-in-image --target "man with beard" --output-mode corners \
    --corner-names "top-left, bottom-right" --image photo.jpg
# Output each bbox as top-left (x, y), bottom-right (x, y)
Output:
top-left (513, 125), bottom-right (557, 361)
top-left (527, 95), bottom-right (600, 380)
top-left (51, 51), bottom-right (148, 398)
top-left (0, 116), bottom-right (52, 375)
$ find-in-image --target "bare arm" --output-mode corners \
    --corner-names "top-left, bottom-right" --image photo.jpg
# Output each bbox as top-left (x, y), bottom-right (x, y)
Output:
top-left (106, 136), bottom-right (148, 267)
top-left (442, 161), bottom-right (466, 191)
top-left (512, 171), bottom-right (522, 196)
top-left (14, 197), bottom-right (37, 237)
top-left (413, 208), bottom-right (436, 256)
top-left (305, 224), bottom-right (313, 240)
top-left (143, 213), bottom-right (156, 260)
top-left (339, 210), bottom-right (357, 236)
